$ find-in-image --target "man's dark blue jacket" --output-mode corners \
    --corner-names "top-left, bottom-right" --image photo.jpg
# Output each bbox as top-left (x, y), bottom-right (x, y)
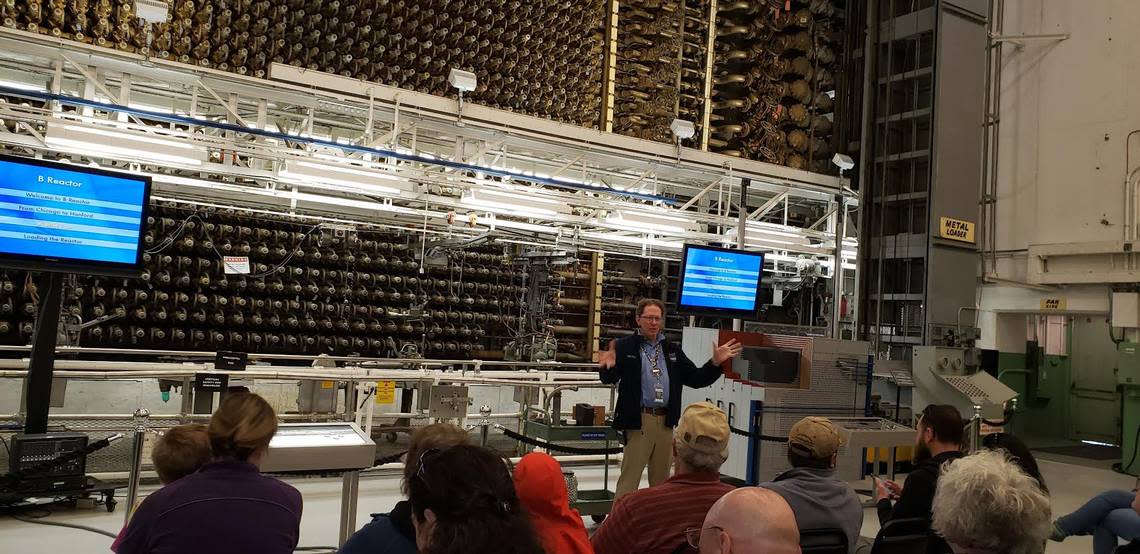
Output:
top-left (599, 333), bottom-right (723, 430)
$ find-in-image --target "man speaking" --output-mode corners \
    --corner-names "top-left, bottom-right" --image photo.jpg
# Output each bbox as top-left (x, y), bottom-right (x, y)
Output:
top-left (598, 298), bottom-right (743, 498)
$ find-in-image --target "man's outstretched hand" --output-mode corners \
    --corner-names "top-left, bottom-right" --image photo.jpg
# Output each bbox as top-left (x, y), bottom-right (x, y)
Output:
top-left (711, 338), bottom-right (744, 365)
top-left (598, 339), bottom-right (617, 369)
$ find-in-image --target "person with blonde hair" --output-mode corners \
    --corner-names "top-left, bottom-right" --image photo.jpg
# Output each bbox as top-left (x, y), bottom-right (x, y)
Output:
top-left (931, 449), bottom-right (1051, 554)
top-left (117, 393), bottom-right (302, 554)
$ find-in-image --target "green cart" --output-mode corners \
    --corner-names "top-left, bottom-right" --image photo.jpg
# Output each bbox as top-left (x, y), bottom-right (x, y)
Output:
top-left (522, 419), bottom-right (620, 518)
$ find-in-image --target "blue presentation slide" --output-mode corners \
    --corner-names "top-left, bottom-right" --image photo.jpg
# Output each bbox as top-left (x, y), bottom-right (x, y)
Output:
top-left (680, 248), bottom-right (763, 312)
top-left (0, 159), bottom-right (146, 265)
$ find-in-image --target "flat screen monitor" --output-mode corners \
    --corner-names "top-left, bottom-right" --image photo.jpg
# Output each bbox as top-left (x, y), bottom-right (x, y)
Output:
top-left (677, 244), bottom-right (764, 318)
top-left (0, 155), bottom-right (150, 277)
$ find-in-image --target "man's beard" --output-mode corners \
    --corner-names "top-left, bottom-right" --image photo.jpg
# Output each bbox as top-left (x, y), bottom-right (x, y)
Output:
top-left (914, 438), bottom-right (932, 464)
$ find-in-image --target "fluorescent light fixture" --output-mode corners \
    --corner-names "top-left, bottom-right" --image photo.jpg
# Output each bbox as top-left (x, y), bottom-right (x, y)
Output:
top-left (461, 188), bottom-right (571, 218)
top-left (1080, 439), bottom-right (1118, 447)
top-left (0, 79), bottom-right (45, 91)
top-left (127, 102), bottom-right (174, 114)
top-left (606, 209), bottom-right (698, 234)
top-left (743, 221), bottom-right (805, 239)
top-left (469, 214), bottom-right (552, 234)
top-left (294, 191), bottom-right (401, 213)
top-left (579, 231), bottom-right (683, 250)
top-left (45, 121), bottom-right (206, 166)
top-left (148, 172), bottom-right (409, 215)
top-left (279, 159), bottom-right (412, 196)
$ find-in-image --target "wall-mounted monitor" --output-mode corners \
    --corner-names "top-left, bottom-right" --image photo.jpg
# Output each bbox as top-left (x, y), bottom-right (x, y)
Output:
top-left (0, 154), bottom-right (150, 277)
top-left (677, 244), bottom-right (765, 319)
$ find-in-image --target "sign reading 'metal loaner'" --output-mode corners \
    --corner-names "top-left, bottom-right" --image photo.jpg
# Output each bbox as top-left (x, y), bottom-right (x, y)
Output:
top-left (939, 217), bottom-right (975, 243)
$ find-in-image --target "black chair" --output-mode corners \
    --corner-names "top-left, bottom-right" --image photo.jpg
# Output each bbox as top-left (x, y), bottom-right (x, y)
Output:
top-left (1117, 540), bottom-right (1140, 554)
top-left (800, 528), bottom-right (848, 554)
top-left (870, 517), bottom-right (931, 554)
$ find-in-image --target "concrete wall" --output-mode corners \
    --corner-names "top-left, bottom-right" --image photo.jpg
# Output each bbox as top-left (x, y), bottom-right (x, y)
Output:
top-left (981, 0), bottom-right (1138, 343)
top-left (978, 1), bottom-right (1139, 440)
top-left (992, 0), bottom-right (1140, 251)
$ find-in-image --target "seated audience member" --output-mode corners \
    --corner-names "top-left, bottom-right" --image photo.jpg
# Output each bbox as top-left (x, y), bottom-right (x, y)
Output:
top-left (874, 404), bottom-right (964, 554)
top-left (341, 423), bottom-right (471, 554)
top-left (151, 423), bottom-right (212, 483)
top-left (408, 444), bottom-right (545, 554)
top-left (761, 416), bottom-right (862, 553)
top-left (692, 487), bottom-right (801, 554)
top-left (1051, 488), bottom-right (1140, 554)
top-left (513, 452), bottom-right (594, 554)
top-left (980, 432), bottom-right (1048, 492)
top-left (591, 402), bottom-right (734, 554)
top-left (116, 393), bottom-right (302, 554)
top-left (111, 424), bottom-right (211, 552)
top-left (932, 449), bottom-right (1051, 554)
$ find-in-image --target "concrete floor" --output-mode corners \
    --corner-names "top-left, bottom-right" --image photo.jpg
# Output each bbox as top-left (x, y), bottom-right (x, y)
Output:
top-left (0, 456), bottom-right (1133, 553)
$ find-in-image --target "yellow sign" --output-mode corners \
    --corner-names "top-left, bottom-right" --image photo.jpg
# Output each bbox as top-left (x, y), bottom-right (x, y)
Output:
top-left (375, 381), bottom-right (397, 404)
top-left (1040, 298), bottom-right (1067, 311)
top-left (320, 380), bottom-right (335, 389)
top-left (939, 217), bottom-right (976, 243)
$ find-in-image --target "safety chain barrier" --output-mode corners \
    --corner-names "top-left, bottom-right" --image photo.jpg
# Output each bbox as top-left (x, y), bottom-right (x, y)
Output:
top-left (496, 425), bottom-right (625, 455)
top-left (728, 426), bottom-right (789, 443)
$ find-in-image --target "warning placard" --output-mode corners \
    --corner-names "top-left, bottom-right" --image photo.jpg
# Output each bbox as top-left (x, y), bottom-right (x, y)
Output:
top-left (939, 217), bottom-right (975, 243)
top-left (375, 381), bottom-right (397, 404)
top-left (223, 256), bottom-right (251, 274)
top-left (1040, 298), bottom-right (1067, 311)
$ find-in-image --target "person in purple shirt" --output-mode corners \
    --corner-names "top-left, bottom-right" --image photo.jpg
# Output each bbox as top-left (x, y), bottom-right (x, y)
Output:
top-left (116, 392), bottom-right (303, 554)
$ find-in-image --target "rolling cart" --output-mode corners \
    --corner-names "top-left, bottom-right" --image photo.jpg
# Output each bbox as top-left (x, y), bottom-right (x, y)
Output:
top-left (522, 418), bottom-right (620, 520)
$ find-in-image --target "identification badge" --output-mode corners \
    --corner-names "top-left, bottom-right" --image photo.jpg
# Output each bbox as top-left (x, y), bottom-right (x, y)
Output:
top-left (654, 384), bottom-right (665, 403)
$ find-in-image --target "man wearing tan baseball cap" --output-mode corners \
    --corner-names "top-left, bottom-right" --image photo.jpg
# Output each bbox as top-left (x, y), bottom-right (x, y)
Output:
top-left (761, 416), bottom-right (863, 554)
top-left (592, 402), bottom-right (735, 554)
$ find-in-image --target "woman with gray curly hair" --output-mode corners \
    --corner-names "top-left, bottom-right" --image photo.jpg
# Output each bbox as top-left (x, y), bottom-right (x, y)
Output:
top-left (931, 449), bottom-right (1052, 554)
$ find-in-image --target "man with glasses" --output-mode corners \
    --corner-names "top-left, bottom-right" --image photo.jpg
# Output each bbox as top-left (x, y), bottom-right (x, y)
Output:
top-left (691, 487), bottom-right (801, 553)
top-left (597, 298), bottom-right (743, 498)
top-left (591, 402), bottom-right (735, 554)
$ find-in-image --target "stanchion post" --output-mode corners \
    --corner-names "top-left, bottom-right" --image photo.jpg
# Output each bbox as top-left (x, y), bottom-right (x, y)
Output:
top-left (971, 404), bottom-right (983, 452)
top-left (479, 405), bottom-right (492, 447)
top-left (124, 407), bottom-right (150, 523)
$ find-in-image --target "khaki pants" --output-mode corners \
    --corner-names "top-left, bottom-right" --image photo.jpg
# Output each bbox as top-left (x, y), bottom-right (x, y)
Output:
top-left (615, 412), bottom-right (674, 499)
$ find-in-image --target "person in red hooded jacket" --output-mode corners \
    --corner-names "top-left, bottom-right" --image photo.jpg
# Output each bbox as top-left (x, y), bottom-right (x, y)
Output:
top-left (513, 452), bottom-right (595, 554)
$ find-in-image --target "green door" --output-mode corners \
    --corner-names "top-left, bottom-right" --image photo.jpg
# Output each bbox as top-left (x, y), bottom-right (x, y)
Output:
top-left (1068, 316), bottom-right (1121, 444)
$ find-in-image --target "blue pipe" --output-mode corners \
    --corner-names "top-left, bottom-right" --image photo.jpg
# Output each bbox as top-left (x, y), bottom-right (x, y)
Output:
top-left (0, 85), bottom-right (682, 206)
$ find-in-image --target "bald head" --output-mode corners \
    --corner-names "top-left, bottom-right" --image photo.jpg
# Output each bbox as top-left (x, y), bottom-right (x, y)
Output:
top-left (700, 488), bottom-right (801, 554)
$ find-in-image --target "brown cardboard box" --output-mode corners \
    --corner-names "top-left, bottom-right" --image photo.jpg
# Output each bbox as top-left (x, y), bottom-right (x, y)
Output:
top-left (574, 403), bottom-right (606, 426)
